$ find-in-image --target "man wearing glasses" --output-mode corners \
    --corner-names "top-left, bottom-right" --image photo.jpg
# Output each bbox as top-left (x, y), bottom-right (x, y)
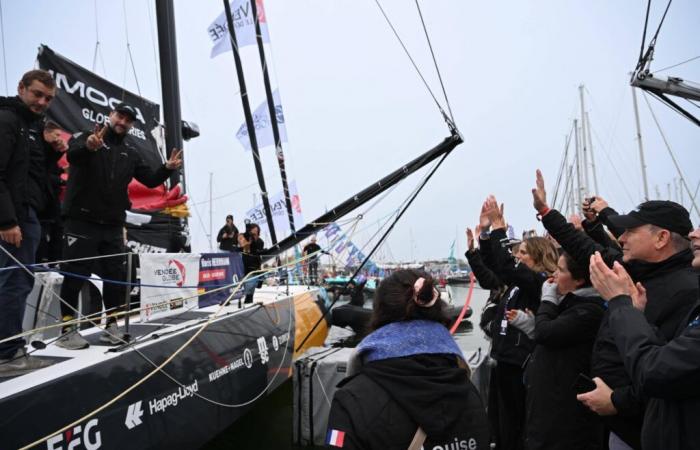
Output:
top-left (0, 70), bottom-right (57, 376)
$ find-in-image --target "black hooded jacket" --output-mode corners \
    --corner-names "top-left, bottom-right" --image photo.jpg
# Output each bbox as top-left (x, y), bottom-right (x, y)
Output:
top-left (0, 96), bottom-right (46, 228)
top-left (62, 126), bottom-right (173, 225)
top-left (607, 296), bottom-right (700, 450)
top-left (327, 354), bottom-right (490, 450)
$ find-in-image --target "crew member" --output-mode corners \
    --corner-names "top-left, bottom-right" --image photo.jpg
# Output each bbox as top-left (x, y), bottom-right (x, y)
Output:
top-left (303, 235), bottom-right (323, 285)
top-left (56, 103), bottom-right (182, 349)
top-left (216, 214), bottom-right (238, 251)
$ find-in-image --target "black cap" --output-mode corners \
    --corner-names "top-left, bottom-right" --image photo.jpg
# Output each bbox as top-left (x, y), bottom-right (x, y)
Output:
top-left (607, 200), bottom-right (692, 236)
top-left (114, 103), bottom-right (137, 120)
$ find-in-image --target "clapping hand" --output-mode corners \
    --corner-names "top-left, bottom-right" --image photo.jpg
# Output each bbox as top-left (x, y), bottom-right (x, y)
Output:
top-left (589, 252), bottom-right (647, 309)
top-left (485, 195), bottom-right (506, 230)
top-left (466, 227), bottom-right (475, 251)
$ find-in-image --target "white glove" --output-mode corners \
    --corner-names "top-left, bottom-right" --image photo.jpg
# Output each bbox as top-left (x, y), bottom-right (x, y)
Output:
top-left (541, 280), bottom-right (563, 305)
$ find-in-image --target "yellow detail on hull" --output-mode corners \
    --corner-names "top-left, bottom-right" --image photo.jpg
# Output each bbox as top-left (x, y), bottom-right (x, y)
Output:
top-left (292, 290), bottom-right (329, 359)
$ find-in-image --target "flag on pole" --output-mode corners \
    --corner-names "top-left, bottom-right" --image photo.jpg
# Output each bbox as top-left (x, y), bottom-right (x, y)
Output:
top-left (235, 89), bottom-right (288, 151)
top-left (207, 0), bottom-right (270, 58)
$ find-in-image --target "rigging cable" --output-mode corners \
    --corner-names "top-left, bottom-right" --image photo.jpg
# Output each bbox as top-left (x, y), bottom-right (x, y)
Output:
top-left (414, 0), bottom-right (455, 123)
top-left (122, 0), bottom-right (142, 96)
top-left (637, 0), bottom-right (652, 67)
top-left (296, 148), bottom-right (454, 352)
top-left (0, 0), bottom-right (8, 95)
top-left (641, 91), bottom-right (700, 219)
top-left (654, 55), bottom-right (700, 73)
top-left (373, 0), bottom-right (453, 127)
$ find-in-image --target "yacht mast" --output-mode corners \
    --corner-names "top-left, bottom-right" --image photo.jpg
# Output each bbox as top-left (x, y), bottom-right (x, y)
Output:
top-left (631, 86), bottom-right (650, 200)
top-left (222, 0), bottom-right (278, 244)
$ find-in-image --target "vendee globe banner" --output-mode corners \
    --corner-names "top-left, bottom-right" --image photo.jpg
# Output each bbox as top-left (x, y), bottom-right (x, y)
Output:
top-left (37, 45), bottom-right (164, 169)
top-left (197, 252), bottom-right (245, 308)
top-left (207, 0), bottom-right (270, 58)
top-left (245, 180), bottom-right (303, 241)
top-left (140, 254), bottom-right (202, 321)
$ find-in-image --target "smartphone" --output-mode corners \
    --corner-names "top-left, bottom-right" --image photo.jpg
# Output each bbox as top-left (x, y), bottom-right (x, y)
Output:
top-left (572, 373), bottom-right (596, 394)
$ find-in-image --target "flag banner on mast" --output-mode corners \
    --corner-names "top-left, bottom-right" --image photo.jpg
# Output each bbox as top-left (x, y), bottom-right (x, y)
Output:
top-left (245, 180), bottom-right (302, 240)
top-left (208, 0), bottom-right (270, 58)
top-left (319, 223), bottom-right (378, 274)
top-left (235, 89), bottom-right (287, 151)
top-left (37, 45), bottom-right (164, 169)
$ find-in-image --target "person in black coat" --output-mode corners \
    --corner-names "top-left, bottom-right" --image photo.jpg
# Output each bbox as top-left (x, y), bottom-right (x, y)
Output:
top-left (326, 269), bottom-right (489, 449)
top-left (0, 70), bottom-right (56, 377)
top-left (216, 214), bottom-right (238, 251)
top-left (56, 104), bottom-right (183, 350)
top-left (482, 195), bottom-right (558, 450)
top-left (583, 243), bottom-right (700, 450)
top-left (508, 252), bottom-right (605, 450)
top-left (532, 170), bottom-right (697, 449)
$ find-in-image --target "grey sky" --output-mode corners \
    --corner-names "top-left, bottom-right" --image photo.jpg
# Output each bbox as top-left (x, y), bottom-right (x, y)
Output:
top-left (2, 1), bottom-right (699, 262)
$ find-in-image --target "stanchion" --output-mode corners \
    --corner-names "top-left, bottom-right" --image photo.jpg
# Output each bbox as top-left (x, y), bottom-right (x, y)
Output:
top-left (123, 252), bottom-right (133, 341)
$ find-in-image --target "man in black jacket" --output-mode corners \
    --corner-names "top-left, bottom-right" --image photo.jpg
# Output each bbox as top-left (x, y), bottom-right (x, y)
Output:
top-left (56, 104), bottom-right (182, 350)
top-left (0, 70), bottom-right (56, 376)
top-left (216, 214), bottom-right (238, 251)
top-left (583, 237), bottom-right (700, 450)
top-left (532, 170), bottom-right (697, 448)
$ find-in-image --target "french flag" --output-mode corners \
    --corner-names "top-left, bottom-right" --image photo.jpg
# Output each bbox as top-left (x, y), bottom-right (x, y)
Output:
top-left (326, 428), bottom-right (346, 447)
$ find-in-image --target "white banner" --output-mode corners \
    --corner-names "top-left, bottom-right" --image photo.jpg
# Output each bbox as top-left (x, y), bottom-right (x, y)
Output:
top-left (318, 223), bottom-right (377, 272)
top-left (245, 180), bottom-right (303, 241)
top-left (140, 253), bottom-right (202, 321)
top-left (236, 89), bottom-right (287, 151)
top-left (207, 0), bottom-right (270, 59)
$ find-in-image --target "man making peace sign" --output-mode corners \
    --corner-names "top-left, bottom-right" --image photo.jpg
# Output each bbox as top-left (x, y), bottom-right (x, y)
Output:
top-left (56, 103), bottom-right (182, 350)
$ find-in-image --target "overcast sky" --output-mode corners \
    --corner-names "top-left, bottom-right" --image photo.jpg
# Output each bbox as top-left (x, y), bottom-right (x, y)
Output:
top-left (2, 0), bottom-right (699, 261)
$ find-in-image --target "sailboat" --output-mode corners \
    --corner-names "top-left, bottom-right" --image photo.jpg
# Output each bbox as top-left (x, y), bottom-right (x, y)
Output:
top-left (0, 2), bottom-right (464, 449)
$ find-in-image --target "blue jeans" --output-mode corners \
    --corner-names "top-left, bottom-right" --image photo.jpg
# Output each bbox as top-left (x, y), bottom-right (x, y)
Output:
top-left (0, 208), bottom-right (41, 358)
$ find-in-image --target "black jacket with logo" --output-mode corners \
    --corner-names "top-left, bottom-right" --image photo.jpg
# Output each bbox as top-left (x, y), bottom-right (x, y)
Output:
top-left (524, 291), bottom-right (606, 450)
top-left (0, 96), bottom-right (46, 229)
top-left (327, 354), bottom-right (490, 450)
top-left (608, 296), bottom-right (700, 450)
top-left (62, 127), bottom-right (173, 225)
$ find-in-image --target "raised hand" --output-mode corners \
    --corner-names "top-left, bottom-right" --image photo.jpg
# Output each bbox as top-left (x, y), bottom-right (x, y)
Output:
top-left (86, 124), bottom-right (108, 151)
top-left (485, 195), bottom-right (506, 230)
top-left (582, 197), bottom-right (597, 221)
top-left (568, 213), bottom-right (583, 231)
top-left (479, 201), bottom-right (491, 230)
top-left (166, 148), bottom-right (183, 170)
top-left (532, 169), bottom-right (548, 214)
top-left (466, 227), bottom-right (475, 251)
top-left (590, 197), bottom-right (609, 214)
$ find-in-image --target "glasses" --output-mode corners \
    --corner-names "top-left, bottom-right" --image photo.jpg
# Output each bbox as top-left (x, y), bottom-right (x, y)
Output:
top-left (29, 88), bottom-right (54, 103)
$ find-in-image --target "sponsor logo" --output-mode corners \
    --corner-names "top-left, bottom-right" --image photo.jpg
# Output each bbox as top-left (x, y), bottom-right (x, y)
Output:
top-left (243, 348), bottom-right (254, 368)
top-left (257, 336), bottom-right (269, 364)
top-left (124, 401), bottom-right (144, 430)
top-left (67, 236), bottom-right (78, 247)
top-left (201, 257), bottom-right (231, 268)
top-left (125, 240), bottom-right (167, 254)
top-left (272, 335), bottom-right (279, 351)
top-left (46, 418), bottom-right (102, 450)
top-left (208, 348), bottom-right (255, 383)
top-left (152, 259), bottom-right (187, 287)
top-left (148, 380), bottom-right (198, 415)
